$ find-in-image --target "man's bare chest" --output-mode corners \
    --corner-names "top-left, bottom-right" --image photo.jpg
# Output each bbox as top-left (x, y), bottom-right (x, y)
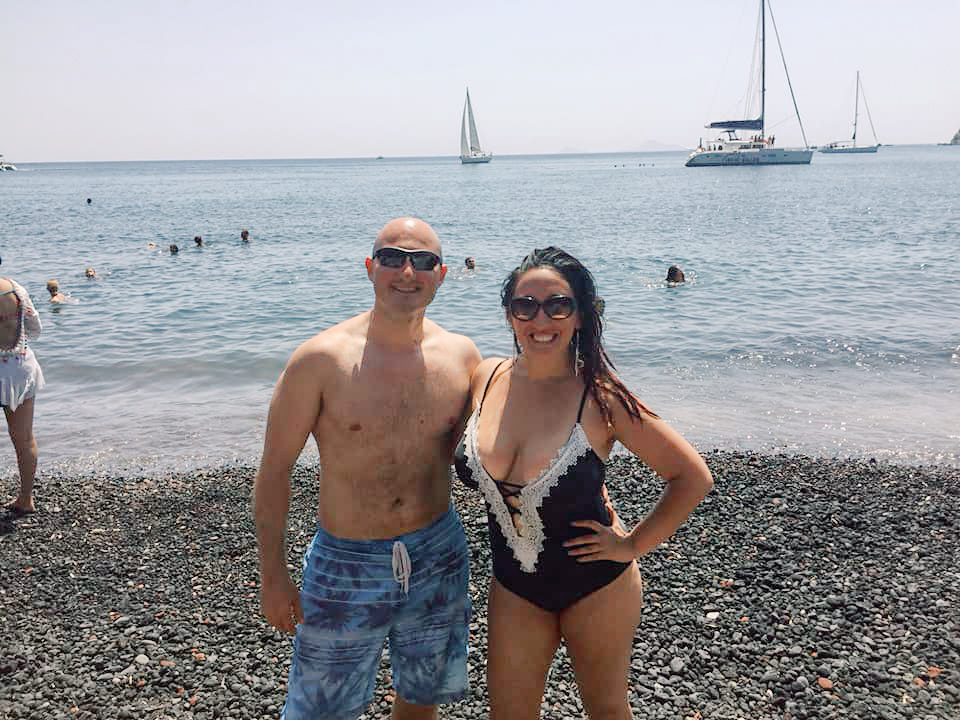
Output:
top-left (320, 362), bottom-right (466, 441)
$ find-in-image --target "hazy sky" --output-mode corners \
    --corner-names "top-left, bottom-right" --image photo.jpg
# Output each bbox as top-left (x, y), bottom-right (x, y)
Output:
top-left (4, 0), bottom-right (958, 162)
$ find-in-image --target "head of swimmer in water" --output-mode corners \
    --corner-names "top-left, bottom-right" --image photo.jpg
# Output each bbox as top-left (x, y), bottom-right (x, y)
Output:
top-left (666, 265), bottom-right (685, 284)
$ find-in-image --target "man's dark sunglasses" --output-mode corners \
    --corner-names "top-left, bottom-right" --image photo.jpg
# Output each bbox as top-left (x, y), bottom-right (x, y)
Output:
top-left (509, 295), bottom-right (577, 321)
top-left (373, 247), bottom-right (442, 271)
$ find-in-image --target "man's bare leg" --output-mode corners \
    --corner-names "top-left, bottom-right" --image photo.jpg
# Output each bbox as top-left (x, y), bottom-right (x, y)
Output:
top-left (392, 697), bottom-right (437, 720)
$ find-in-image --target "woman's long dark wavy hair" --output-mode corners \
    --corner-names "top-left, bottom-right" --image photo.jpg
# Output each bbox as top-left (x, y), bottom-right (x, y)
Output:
top-left (500, 246), bottom-right (656, 423)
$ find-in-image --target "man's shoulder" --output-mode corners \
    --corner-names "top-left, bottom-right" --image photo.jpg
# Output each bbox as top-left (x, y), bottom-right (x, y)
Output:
top-left (423, 320), bottom-right (480, 359)
top-left (289, 313), bottom-right (369, 366)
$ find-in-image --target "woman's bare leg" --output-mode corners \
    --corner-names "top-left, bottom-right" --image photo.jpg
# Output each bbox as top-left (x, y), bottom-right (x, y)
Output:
top-left (487, 578), bottom-right (562, 720)
top-left (5, 398), bottom-right (37, 512)
top-left (560, 563), bottom-right (644, 720)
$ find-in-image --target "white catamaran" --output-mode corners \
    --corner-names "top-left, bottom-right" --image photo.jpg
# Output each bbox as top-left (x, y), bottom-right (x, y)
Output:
top-left (819, 71), bottom-right (879, 154)
top-left (685, 0), bottom-right (812, 167)
top-left (460, 88), bottom-right (492, 164)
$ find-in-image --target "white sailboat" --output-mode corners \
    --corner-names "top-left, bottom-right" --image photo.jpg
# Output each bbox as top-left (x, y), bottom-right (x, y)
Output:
top-left (686, 0), bottom-right (812, 167)
top-left (0, 154), bottom-right (17, 171)
top-left (460, 88), bottom-right (492, 164)
top-left (819, 71), bottom-right (879, 154)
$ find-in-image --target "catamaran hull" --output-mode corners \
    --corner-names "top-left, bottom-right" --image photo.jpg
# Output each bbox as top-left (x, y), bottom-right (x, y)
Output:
top-left (460, 154), bottom-right (492, 164)
top-left (685, 148), bottom-right (813, 167)
top-left (818, 145), bottom-right (879, 154)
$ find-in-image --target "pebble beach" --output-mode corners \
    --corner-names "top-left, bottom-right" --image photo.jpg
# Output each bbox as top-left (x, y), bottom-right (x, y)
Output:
top-left (2, 451), bottom-right (958, 720)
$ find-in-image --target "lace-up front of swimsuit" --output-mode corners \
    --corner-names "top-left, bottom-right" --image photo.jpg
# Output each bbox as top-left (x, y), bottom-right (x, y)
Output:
top-left (454, 362), bottom-right (630, 612)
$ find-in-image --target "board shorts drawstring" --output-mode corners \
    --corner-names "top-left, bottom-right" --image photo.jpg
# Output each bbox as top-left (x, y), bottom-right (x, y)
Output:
top-left (392, 541), bottom-right (411, 595)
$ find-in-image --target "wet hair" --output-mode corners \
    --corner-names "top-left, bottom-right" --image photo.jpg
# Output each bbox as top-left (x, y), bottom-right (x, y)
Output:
top-left (500, 246), bottom-right (656, 423)
top-left (47, 279), bottom-right (60, 290)
top-left (667, 265), bottom-right (685, 283)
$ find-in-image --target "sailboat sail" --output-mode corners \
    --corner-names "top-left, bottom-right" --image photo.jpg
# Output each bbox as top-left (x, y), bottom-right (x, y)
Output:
top-left (460, 105), bottom-right (470, 158)
top-left (460, 88), bottom-right (492, 164)
top-left (466, 91), bottom-right (483, 153)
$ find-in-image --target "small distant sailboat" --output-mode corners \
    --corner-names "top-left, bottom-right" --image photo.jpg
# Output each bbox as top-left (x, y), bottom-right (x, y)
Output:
top-left (685, 0), bottom-right (812, 167)
top-left (0, 154), bottom-right (17, 171)
top-left (819, 71), bottom-right (879, 154)
top-left (460, 88), bottom-right (492, 164)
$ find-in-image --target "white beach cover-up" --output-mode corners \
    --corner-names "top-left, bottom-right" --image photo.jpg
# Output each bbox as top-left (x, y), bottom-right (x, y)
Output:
top-left (0, 279), bottom-right (45, 411)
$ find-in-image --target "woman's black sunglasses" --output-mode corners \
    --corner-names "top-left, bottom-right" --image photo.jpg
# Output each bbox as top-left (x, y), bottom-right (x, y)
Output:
top-left (509, 295), bottom-right (577, 321)
top-left (373, 247), bottom-right (442, 271)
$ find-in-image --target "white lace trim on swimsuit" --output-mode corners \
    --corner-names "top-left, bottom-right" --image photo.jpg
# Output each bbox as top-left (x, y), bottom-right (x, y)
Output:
top-left (465, 409), bottom-right (593, 573)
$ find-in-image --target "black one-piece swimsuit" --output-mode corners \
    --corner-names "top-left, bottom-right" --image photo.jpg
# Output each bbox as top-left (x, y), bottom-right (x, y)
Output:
top-left (453, 364), bottom-right (630, 612)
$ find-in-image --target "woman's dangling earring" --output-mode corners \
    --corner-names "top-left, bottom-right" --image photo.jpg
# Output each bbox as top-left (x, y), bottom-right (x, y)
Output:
top-left (574, 330), bottom-right (585, 376)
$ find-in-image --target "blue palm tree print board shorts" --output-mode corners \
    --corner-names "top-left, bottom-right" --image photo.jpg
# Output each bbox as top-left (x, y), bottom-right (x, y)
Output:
top-left (281, 506), bottom-right (471, 720)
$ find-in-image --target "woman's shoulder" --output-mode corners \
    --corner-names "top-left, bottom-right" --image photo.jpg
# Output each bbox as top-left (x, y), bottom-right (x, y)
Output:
top-left (470, 356), bottom-right (509, 395)
top-left (476, 356), bottom-right (509, 374)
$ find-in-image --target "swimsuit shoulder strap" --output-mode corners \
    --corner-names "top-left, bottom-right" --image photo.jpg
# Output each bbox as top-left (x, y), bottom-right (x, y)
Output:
top-left (575, 382), bottom-right (591, 422)
top-left (477, 359), bottom-right (510, 416)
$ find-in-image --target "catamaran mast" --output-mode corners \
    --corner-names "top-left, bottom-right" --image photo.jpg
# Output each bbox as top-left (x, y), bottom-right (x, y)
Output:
top-left (760, 0), bottom-right (766, 138)
top-left (852, 70), bottom-right (860, 144)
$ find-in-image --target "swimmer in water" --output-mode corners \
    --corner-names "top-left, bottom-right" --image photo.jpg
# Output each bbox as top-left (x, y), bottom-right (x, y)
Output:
top-left (46, 279), bottom-right (66, 304)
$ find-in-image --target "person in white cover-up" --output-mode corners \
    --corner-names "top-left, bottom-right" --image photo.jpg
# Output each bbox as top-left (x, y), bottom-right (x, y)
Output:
top-left (0, 277), bottom-right (45, 514)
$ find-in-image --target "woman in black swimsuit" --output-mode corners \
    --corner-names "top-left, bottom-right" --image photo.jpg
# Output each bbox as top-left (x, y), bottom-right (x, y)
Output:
top-left (455, 247), bottom-right (713, 719)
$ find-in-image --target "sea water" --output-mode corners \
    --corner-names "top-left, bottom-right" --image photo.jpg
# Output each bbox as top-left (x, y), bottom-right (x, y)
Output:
top-left (1, 146), bottom-right (958, 478)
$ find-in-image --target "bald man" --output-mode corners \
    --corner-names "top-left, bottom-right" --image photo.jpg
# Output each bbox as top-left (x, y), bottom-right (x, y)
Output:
top-left (254, 217), bottom-right (482, 720)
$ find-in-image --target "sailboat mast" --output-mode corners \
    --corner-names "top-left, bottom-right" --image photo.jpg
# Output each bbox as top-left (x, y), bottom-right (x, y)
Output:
top-left (852, 71), bottom-right (860, 144)
top-left (760, 0), bottom-right (766, 138)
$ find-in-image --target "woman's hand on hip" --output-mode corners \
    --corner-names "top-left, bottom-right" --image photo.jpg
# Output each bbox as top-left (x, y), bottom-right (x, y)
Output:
top-left (564, 520), bottom-right (636, 563)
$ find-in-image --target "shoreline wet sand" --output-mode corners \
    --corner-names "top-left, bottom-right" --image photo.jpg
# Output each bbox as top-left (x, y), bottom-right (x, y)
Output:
top-left (2, 452), bottom-right (958, 719)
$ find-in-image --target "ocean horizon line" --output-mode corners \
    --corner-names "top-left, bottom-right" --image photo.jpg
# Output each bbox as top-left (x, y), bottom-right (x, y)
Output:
top-left (8, 149), bottom-right (694, 166)
top-left (8, 142), bottom-right (957, 166)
